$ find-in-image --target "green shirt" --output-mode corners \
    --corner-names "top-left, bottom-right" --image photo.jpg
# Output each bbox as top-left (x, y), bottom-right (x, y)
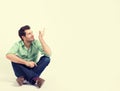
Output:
top-left (7, 40), bottom-right (46, 63)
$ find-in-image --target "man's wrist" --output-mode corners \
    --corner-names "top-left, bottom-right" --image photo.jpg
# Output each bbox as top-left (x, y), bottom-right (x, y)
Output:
top-left (25, 61), bottom-right (29, 67)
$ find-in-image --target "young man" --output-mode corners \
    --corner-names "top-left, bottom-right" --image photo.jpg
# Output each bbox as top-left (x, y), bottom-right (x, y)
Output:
top-left (6, 25), bottom-right (51, 88)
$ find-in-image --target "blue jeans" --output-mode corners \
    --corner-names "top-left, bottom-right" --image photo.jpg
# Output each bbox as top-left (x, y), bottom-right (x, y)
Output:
top-left (11, 56), bottom-right (50, 84)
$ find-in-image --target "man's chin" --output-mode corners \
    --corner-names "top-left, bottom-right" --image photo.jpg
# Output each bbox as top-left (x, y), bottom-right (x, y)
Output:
top-left (29, 39), bottom-right (34, 42)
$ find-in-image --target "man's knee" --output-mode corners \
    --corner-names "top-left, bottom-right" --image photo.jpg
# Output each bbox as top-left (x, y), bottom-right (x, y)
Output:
top-left (44, 56), bottom-right (50, 64)
top-left (41, 56), bottom-right (50, 64)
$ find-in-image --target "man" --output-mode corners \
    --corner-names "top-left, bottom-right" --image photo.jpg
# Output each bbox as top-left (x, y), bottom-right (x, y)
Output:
top-left (6, 25), bottom-right (51, 88)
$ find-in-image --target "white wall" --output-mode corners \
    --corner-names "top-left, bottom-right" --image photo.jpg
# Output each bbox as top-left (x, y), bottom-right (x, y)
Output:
top-left (0, 0), bottom-right (120, 91)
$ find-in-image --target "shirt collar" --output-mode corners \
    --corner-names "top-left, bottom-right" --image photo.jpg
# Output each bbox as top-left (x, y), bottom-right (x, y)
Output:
top-left (20, 40), bottom-right (34, 47)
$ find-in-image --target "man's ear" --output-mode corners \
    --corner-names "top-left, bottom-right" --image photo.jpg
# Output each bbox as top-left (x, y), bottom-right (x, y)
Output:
top-left (22, 36), bottom-right (25, 40)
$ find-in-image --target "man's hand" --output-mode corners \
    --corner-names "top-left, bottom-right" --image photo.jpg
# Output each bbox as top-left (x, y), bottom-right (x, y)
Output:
top-left (38, 28), bottom-right (45, 40)
top-left (26, 61), bottom-right (37, 68)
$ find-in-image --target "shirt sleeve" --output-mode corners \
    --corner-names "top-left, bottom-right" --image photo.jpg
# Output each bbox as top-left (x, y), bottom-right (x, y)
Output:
top-left (35, 40), bottom-right (49, 56)
top-left (6, 42), bottom-right (19, 55)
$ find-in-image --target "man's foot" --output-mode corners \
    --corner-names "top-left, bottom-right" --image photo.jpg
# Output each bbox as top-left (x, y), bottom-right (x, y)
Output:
top-left (36, 78), bottom-right (45, 88)
top-left (16, 76), bottom-right (24, 86)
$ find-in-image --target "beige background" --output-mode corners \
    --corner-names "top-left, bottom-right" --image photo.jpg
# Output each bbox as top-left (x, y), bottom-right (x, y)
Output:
top-left (0, 0), bottom-right (120, 91)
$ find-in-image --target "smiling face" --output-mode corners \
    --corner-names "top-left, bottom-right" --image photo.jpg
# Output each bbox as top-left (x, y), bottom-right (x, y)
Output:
top-left (22, 29), bottom-right (34, 42)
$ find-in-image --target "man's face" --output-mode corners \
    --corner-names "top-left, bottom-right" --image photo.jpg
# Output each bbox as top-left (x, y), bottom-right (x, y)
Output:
top-left (22, 29), bottom-right (34, 42)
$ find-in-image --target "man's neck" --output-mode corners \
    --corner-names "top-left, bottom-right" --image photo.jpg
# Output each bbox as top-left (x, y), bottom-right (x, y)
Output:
top-left (23, 41), bottom-right (32, 49)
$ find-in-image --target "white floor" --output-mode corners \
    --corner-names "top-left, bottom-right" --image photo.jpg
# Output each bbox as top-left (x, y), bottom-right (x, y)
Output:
top-left (1, 56), bottom-right (120, 91)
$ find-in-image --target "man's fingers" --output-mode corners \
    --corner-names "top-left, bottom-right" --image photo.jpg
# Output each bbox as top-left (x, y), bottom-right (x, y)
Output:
top-left (39, 31), bottom-right (41, 34)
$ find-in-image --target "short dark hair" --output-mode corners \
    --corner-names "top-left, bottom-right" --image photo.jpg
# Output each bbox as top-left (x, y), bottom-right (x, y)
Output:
top-left (18, 25), bottom-right (30, 40)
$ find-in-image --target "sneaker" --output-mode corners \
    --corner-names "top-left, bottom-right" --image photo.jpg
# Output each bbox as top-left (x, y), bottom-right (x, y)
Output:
top-left (16, 76), bottom-right (24, 86)
top-left (36, 78), bottom-right (45, 88)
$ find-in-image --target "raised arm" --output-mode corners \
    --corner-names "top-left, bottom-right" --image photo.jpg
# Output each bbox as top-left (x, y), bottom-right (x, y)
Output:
top-left (38, 29), bottom-right (52, 56)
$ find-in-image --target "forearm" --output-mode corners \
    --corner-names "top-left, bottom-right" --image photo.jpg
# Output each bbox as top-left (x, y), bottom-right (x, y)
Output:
top-left (39, 38), bottom-right (52, 56)
top-left (6, 54), bottom-right (27, 65)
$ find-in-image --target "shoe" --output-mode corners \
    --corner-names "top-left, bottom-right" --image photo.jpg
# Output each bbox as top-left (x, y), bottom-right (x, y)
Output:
top-left (16, 76), bottom-right (24, 86)
top-left (36, 78), bottom-right (45, 88)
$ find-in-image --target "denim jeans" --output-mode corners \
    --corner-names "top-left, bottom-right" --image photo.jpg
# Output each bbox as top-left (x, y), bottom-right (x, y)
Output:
top-left (11, 56), bottom-right (50, 84)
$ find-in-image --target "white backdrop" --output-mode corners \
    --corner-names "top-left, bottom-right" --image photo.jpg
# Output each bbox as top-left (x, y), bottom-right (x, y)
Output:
top-left (0, 0), bottom-right (120, 91)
